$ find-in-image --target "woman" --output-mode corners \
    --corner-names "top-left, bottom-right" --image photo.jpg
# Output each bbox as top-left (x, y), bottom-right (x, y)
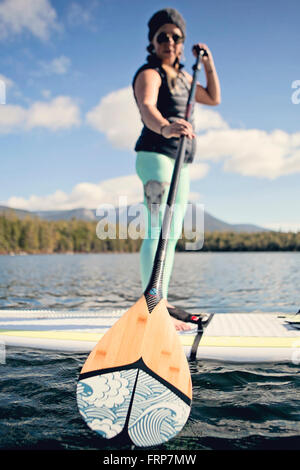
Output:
top-left (133, 8), bottom-right (221, 330)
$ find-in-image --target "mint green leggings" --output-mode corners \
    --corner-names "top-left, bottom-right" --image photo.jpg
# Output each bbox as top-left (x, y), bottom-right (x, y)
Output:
top-left (136, 151), bottom-right (190, 299)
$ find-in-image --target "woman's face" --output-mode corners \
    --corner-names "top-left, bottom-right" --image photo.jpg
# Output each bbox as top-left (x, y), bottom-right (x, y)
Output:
top-left (152, 23), bottom-right (184, 65)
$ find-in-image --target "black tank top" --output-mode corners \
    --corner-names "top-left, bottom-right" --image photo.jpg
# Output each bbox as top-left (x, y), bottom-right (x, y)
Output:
top-left (132, 63), bottom-right (196, 163)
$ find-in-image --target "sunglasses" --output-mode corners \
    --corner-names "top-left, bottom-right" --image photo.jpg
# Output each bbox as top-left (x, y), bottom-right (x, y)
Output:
top-left (156, 32), bottom-right (184, 45)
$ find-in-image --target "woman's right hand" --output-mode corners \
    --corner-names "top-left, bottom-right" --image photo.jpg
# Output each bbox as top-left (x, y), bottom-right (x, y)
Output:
top-left (161, 119), bottom-right (195, 139)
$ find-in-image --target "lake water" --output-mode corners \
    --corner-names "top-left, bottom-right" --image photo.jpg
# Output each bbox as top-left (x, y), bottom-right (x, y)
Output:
top-left (0, 252), bottom-right (299, 451)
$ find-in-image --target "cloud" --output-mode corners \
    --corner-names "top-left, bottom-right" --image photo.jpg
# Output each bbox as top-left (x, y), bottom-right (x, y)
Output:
top-left (196, 128), bottom-right (300, 179)
top-left (26, 96), bottom-right (81, 130)
top-left (66, 1), bottom-right (100, 31)
top-left (86, 86), bottom-right (300, 180)
top-left (86, 86), bottom-right (141, 150)
top-left (0, 104), bottom-right (26, 131)
top-left (193, 105), bottom-right (228, 132)
top-left (0, 73), bottom-right (14, 90)
top-left (37, 55), bottom-right (71, 76)
top-left (3, 162), bottom-right (209, 211)
top-left (189, 162), bottom-right (210, 181)
top-left (5, 174), bottom-right (143, 211)
top-left (0, 0), bottom-right (60, 40)
top-left (41, 89), bottom-right (51, 99)
top-left (0, 96), bottom-right (80, 132)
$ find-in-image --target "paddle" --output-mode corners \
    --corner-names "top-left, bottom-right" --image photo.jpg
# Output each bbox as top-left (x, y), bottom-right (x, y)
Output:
top-left (76, 46), bottom-right (205, 447)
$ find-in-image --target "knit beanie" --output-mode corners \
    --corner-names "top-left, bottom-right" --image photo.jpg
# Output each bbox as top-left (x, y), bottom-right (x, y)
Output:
top-left (148, 8), bottom-right (186, 41)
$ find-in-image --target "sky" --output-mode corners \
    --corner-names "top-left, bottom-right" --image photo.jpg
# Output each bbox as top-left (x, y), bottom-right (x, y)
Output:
top-left (0, 0), bottom-right (300, 231)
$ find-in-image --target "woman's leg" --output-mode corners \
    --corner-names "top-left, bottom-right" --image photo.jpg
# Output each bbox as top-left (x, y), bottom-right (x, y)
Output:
top-left (136, 151), bottom-right (190, 300)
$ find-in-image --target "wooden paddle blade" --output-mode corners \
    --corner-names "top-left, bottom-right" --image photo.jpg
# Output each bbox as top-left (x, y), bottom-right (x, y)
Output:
top-left (79, 296), bottom-right (149, 373)
top-left (76, 295), bottom-right (192, 446)
top-left (139, 297), bottom-right (192, 399)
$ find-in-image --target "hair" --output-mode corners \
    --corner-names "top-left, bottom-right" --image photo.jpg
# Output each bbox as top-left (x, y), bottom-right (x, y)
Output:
top-left (146, 43), bottom-right (184, 93)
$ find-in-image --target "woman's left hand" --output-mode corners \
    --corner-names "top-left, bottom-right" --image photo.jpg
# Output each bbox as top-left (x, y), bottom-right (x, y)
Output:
top-left (192, 43), bottom-right (213, 64)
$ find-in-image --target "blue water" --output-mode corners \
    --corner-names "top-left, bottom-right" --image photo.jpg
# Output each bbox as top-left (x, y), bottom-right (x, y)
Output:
top-left (0, 252), bottom-right (299, 450)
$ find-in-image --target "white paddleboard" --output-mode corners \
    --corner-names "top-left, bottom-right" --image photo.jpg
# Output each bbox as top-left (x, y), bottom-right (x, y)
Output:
top-left (0, 309), bottom-right (299, 363)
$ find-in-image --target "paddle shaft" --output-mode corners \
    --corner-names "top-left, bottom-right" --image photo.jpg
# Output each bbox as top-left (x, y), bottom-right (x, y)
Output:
top-left (145, 47), bottom-right (204, 312)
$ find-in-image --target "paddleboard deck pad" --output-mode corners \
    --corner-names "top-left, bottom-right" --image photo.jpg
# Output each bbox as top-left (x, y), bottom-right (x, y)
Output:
top-left (0, 309), bottom-right (299, 363)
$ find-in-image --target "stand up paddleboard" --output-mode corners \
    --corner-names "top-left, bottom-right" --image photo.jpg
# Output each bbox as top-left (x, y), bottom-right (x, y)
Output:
top-left (1, 309), bottom-right (299, 363)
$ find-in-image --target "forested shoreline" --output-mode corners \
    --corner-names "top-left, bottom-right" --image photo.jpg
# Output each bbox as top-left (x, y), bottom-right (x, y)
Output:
top-left (1, 213), bottom-right (300, 254)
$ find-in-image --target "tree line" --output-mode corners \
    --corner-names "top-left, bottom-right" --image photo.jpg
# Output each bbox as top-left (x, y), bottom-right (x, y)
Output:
top-left (0, 213), bottom-right (299, 254)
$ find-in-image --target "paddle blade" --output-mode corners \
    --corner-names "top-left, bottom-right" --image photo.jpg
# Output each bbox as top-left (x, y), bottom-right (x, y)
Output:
top-left (77, 364), bottom-right (190, 446)
top-left (76, 296), bottom-right (192, 446)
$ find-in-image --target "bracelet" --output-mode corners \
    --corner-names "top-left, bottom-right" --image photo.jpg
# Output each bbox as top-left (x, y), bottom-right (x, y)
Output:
top-left (160, 124), bottom-right (168, 136)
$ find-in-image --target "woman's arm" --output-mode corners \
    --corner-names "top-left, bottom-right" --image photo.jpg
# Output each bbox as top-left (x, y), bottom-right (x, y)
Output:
top-left (134, 69), bottom-right (168, 134)
top-left (184, 43), bottom-right (221, 106)
top-left (134, 69), bottom-right (195, 139)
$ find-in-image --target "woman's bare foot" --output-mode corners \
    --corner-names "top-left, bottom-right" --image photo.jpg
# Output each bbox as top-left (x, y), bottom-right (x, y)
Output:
top-left (164, 300), bottom-right (192, 331)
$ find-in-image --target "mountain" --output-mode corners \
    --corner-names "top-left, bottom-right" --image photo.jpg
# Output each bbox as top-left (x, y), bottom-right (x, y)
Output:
top-left (35, 208), bottom-right (97, 222)
top-left (203, 211), bottom-right (268, 233)
top-left (0, 204), bottom-right (269, 233)
top-left (0, 205), bottom-right (38, 220)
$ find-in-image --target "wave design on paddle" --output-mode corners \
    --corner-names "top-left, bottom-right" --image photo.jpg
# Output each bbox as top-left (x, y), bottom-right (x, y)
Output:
top-left (77, 369), bottom-right (137, 439)
top-left (77, 368), bottom-right (190, 445)
top-left (128, 370), bottom-right (190, 447)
